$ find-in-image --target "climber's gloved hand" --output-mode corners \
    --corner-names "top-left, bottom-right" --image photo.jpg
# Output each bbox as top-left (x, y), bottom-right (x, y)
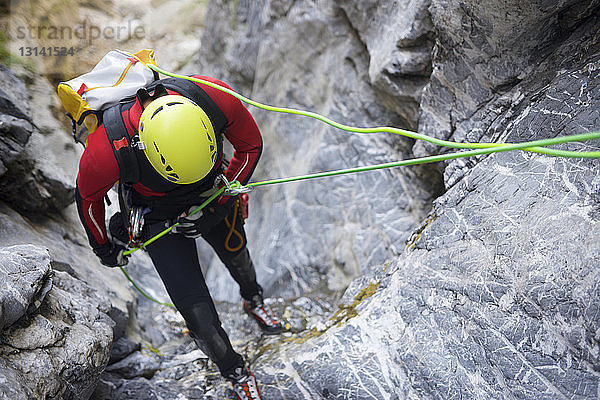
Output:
top-left (173, 197), bottom-right (236, 239)
top-left (93, 241), bottom-right (129, 268)
top-left (108, 212), bottom-right (130, 245)
top-left (173, 206), bottom-right (206, 239)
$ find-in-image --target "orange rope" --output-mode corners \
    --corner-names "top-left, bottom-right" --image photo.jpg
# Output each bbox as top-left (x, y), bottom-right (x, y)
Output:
top-left (224, 197), bottom-right (245, 252)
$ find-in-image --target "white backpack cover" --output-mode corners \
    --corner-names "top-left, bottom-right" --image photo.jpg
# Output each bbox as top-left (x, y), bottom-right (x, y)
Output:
top-left (57, 49), bottom-right (157, 142)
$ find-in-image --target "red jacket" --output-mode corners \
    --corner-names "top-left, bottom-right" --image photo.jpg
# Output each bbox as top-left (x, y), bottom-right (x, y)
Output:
top-left (76, 76), bottom-right (262, 248)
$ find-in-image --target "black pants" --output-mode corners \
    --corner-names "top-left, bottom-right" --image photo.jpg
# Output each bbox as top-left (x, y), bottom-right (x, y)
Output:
top-left (143, 205), bottom-right (260, 376)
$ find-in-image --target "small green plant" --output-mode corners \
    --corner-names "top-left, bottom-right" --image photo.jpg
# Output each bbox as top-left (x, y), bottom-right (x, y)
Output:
top-left (0, 31), bottom-right (36, 73)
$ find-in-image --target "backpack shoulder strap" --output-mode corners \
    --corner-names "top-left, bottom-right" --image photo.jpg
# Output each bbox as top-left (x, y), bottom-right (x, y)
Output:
top-left (158, 77), bottom-right (228, 135)
top-left (103, 104), bottom-right (140, 185)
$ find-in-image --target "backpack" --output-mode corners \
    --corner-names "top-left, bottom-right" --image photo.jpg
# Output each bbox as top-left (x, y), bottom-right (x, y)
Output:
top-left (57, 48), bottom-right (228, 178)
top-left (57, 49), bottom-right (159, 145)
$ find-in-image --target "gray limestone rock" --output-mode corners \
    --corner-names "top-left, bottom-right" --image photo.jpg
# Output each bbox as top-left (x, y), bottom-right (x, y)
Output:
top-left (0, 64), bottom-right (79, 216)
top-left (0, 65), bottom-right (33, 177)
top-left (2, 0), bottom-right (600, 398)
top-left (416, 0), bottom-right (600, 162)
top-left (0, 66), bottom-right (136, 397)
top-left (0, 244), bottom-right (52, 331)
top-left (0, 200), bottom-right (135, 341)
top-left (191, 0), bottom-right (600, 399)
top-left (0, 114), bottom-right (32, 176)
top-left (0, 245), bottom-right (114, 400)
top-left (91, 294), bottom-right (340, 400)
top-left (109, 336), bottom-right (142, 365)
top-left (254, 154), bottom-right (600, 399)
top-left (195, 0), bottom-right (270, 93)
top-left (197, 0), bottom-right (443, 303)
top-left (337, 0), bottom-right (435, 129)
top-left (0, 358), bottom-right (32, 400)
top-left (105, 351), bottom-right (161, 379)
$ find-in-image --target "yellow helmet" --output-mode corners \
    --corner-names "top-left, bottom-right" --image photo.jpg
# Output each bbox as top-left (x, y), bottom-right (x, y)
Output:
top-left (138, 95), bottom-right (218, 184)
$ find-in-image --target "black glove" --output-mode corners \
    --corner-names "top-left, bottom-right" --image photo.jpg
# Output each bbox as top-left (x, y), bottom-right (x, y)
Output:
top-left (93, 242), bottom-right (129, 267)
top-left (173, 197), bottom-right (235, 239)
top-left (109, 212), bottom-right (130, 245)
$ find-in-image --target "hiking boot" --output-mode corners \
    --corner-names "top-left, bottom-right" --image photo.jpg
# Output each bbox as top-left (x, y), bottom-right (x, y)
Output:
top-left (243, 293), bottom-right (283, 334)
top-left (226, 366), bottom-right (262, 400)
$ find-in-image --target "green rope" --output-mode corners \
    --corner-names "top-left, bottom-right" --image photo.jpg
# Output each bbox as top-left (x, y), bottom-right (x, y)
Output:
top-left (125, 130), bottom-right (600, 260)
top-left (242, 131), bottom-right (600, 188)
top-left (147, 64), bottom-right (600, 158)
top-left (119, 266), bottom-right (175, 307)
top-left (121, 131), bottom-right (600, 307)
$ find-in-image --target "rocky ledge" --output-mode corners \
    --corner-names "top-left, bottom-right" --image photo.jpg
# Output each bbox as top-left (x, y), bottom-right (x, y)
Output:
top-left (0, 245), bottom-right (113, 400)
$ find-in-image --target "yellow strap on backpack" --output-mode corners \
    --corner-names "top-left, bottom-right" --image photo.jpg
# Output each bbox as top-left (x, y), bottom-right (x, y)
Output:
top-left (57, 49), bottom-right (158, 144)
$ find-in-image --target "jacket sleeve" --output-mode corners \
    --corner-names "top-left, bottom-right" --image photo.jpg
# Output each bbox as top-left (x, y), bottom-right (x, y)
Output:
top-left (75, 124), bottom-right (120, 249)
top-left (191, 76), bottom-right (263, 185)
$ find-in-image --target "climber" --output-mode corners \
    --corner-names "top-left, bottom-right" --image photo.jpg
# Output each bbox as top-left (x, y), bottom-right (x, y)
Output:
top-left (74, 75), bottom-right (283, 400)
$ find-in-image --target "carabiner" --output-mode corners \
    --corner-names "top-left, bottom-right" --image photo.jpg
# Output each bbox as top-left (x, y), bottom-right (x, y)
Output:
top-left (128, 206), bottom-right (146, 247)
top-left (217, 174), bottom-right (253, 195)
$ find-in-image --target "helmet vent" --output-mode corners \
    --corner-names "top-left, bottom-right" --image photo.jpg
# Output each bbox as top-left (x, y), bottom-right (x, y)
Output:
top-left (151, 106), bottom-right (164, 119)
top-left (167, 173), bottom-right (179, 182)
top-left (166, 101), bottom-right (183, 106)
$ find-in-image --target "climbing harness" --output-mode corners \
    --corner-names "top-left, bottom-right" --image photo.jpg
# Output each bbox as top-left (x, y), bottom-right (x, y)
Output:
top-left (218, 174), bottom-right (249, 253)
top-left (219, 173), bottom-right (253, 194)
top-left (113, 60), bottom-right (600, 306)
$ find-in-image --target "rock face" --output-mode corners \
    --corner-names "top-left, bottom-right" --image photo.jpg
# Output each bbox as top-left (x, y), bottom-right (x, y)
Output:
top-left (1, 0), bottom-right (600, 398)
top-left (0, 65), bottom-right (79, 217)
top-left (197, 0), bottom-right (444, 301)
top-left (0, 245), bottom-right (52, 331)
top-left (0, 245), bottom-right (114, 400)
top-left (194, 0), bottom-right (600, 398)
top-left (0, 60), bottom-right (138, 398)
top-left (0, 65), bottom-right (33, 177)
top-left (418, 0), bottom-right (600, 183)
